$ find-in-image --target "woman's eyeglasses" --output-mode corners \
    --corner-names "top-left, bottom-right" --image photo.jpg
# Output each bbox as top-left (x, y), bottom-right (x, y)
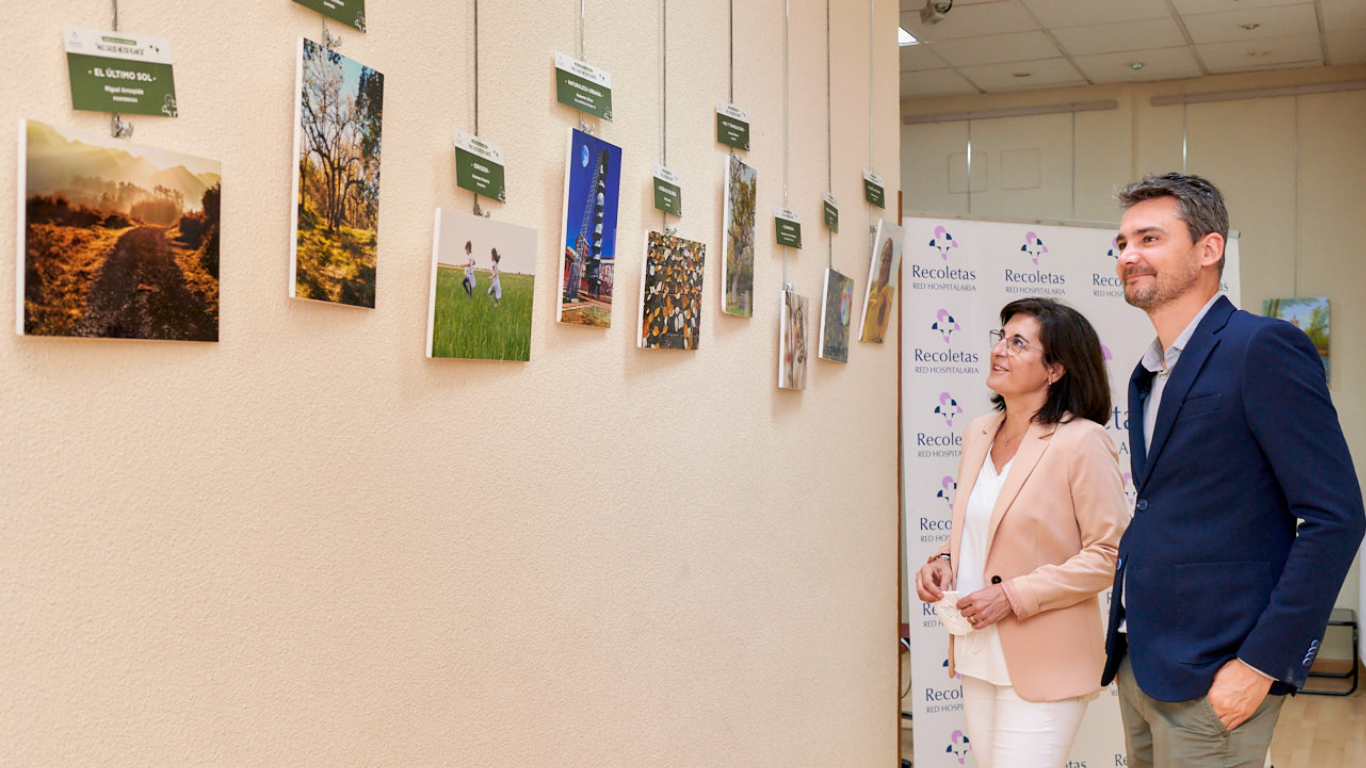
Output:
top-left (989, 329), bottom-right (1033, 356)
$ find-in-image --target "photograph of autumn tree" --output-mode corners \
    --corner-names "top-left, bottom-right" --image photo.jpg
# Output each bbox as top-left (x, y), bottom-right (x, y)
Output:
top-left (290, 38), bottom-right (383, 308)
top-left (638, 232), bottom-right (705, 350)
top-left (722, 155), bottom-right (756, 317)
top-left (19, 119), bottom-right (221, 342)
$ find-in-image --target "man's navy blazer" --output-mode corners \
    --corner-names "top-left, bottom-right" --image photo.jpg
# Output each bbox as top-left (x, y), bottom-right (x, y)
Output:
top-left (1101, 295), bottom-right (1365, 702)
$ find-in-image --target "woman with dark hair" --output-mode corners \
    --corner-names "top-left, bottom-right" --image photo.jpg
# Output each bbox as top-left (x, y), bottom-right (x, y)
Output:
top-left (915, 297), bottom-right (1128, 768)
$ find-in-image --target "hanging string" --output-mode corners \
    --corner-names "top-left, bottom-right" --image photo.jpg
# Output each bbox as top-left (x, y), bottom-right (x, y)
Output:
top-left (660, 0), bottom-right (669, 233)
top-left (868, 0), bottom-right (876, 238)
top-left (110, 0), bottom-right (132, 138)
top-left (826, 0), bottom-right (833, 269)
top-left (472, 0), bottom-right (485, 217)
top-left (728, 0), bottom-right (734, 104)
top-left (473, 0), bottom-right (480, 137)
top-left (781, 0), bottom-right (790, 289)
top-left (578, 0), bottom-right (586, 61)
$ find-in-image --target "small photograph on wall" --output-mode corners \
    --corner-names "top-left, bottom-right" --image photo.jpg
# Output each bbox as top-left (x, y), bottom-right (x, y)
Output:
top-left (639, 232), bottom-right (705, 350)
top-left (779, 289), bottom-right (809, 390)
top-left (290, 37), bottom-right (384, 308)
top-left (722, 155), bottom-right (757, 317)
top-left (558, 127), bottom-right (622, 327)
top-left (859, 219), bottom-right (905, 343)
top-left (18, 119), bottom-right (221, 342)
top-left (427, 208), bottom-right (538, 361)
top-left (818, 267), bottom-right (854, 363)
top-left (1263, 296), bottom-right (1330, 383)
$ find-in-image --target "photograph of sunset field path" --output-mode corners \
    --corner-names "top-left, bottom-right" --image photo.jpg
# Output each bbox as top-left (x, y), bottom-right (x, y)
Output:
top-left (20, 119), bottom-right (221, 342)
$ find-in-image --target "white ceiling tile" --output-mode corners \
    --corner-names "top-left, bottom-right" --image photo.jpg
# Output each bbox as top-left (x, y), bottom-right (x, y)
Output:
top-left (957, 58), bottom-right (1089, 91)
top-left (1182, 4), bottom-right (1319, 44)
top-left (1020, 0), bottom-right (1171, 27)
top-left (1197, 33), bottom-right (1324, 73)
top-left (1170, 0), bottom-right (1313, 14)
top-left (901, 43), bottom-right (952, 71)
top-left (1321, 1), bottom-right (1366, 32)
top-left (1072, 48), bottom-right (1205, 83)
top-left (1325, 30), bottom-right (1366, 64)
top-left (900, 1), bottom-right (1040, 42)
top-left (1052, 17), bottom-right (1188, 56)
top-left (901, 68), bottom-right (983, 98)
top-left (928, 31), bottom-right (1063, 67)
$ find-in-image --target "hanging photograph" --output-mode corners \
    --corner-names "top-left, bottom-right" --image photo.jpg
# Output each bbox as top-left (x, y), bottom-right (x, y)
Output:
top-left (721, 155), bottom-right (757, 317)
top-left (427, 208), bottom-right (538, 361)
top-left (778, 289), bottom-right (809, 390)
top-left (819, 267), bottom-right (854, 363)
top-left (557, 127), bottom-right (622, 327)
top-left (1263, 296), bottom-right (1330, 383)
top-left (638, 232), bottom-right (705, 350)
top-left (18, 119), bottom-right (221, 341)
top-left (858, 220), bottom-right (905, 343)
top-left (290, 37), bottom-right (384, 308)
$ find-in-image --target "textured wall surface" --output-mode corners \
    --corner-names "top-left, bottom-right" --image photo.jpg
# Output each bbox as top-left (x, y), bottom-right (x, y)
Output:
top-left (0, 2), bottom-right (903, 765)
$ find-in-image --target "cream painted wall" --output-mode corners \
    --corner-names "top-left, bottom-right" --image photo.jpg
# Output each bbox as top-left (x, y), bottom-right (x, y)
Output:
top-left (900, 64), bottom-right (1366, 662)
top-left (0, 2), bottom-right (903, 766)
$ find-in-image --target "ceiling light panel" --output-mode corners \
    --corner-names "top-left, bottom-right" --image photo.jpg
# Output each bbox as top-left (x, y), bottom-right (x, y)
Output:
top-left (929, 31), bottom-right (1063, 67)
top-left (1196, 33), bottom-right (1324, 73)
top-left (958, 57), bottom-right (1088, 90)
top-left (1181, 4), bottom-right (1319, 45)
top-left (1020, 0), bottom-right (1171, 28)
top-left (1170, 0), bottom-right (1314, 14)
top-left (1071, 47), bottom-right (1204, 83)
top-left (1050, 17), bottom-right (1187, 56)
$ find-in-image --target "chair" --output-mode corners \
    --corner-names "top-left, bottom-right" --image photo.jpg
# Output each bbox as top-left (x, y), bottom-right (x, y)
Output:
top-left (1301, 608), bottom-right (1358, 696)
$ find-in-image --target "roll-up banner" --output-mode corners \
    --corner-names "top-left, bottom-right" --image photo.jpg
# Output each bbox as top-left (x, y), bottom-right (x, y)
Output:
top-left (901, 214), bottom-right (1240, 768)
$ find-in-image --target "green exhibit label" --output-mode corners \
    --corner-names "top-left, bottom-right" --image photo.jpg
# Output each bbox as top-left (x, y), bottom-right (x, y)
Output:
top-left (555, 52), bottom-right (613, 121)
top-left (653, 164), bottom-right (682, 217)
top-left (716, 102), bottom-right (750, 150)
top-left (774, 207), bottom-right (802, 249)
top-left (63, 26), bottom-right (177, 117)
top-left (454, 129), bottom-right (506, 201)
top-left (823, 192), bottom-right (839, 232)
top-left (292, 0), bottom-right (367, 31)
top-left (863, 169), bottom-right (885, 209)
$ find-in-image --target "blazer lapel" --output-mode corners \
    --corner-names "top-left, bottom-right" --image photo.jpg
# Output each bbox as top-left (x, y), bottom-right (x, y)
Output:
top-left (1142, 296), bottom-right (1234, 478)
top-left (949, 413), bottom-right (999, 583)
top-left (985, 420), bottom-right (1058, 556)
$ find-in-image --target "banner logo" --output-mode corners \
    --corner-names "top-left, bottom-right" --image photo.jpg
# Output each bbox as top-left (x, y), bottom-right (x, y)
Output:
top-left (929, 225), bottom-right (959, 260)
top-left (945, 730), bottom-right (972, 764)
top-left (934, 392), bottom-right (964, 428)
top-left (936, 475), bottom-right (956, 510)
top-left (932, 308), bottom-right (959, 343)
top-left (1021, 231), bottom-right (1049, 265)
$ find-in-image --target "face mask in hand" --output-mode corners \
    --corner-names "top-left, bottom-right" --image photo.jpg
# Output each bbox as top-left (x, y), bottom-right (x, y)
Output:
top-left (934, 590), bottom-right (974, 635)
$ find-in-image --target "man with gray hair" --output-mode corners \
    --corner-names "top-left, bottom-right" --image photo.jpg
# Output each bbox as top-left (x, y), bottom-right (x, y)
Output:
top-left (1100, 172), bottom-right (1364, 768)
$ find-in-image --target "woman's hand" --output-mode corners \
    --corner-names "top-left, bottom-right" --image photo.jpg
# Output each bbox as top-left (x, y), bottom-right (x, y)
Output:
top-left (915, 558), bottom-right (954, 602)
top-left (956, 585), bottom-right (1014, 629)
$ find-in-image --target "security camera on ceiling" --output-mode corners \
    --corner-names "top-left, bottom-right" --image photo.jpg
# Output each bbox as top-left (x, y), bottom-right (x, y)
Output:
top-left (920, 0), bottom-right (953, 25)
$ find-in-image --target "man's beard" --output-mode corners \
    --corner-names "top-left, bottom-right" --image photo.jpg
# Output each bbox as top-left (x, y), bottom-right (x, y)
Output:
top-left (1123, 251), bottom-right (1201, 310)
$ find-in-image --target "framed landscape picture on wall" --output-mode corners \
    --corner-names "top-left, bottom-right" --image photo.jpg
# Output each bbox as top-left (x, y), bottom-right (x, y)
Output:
top-left (290, 37), bottom-right (384, 308)
top-left (18, 119), bottom-right (221, 342)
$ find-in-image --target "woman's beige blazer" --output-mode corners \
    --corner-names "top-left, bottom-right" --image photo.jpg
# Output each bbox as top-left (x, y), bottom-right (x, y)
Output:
top-left (937, 411), bottom-right (1129, 702)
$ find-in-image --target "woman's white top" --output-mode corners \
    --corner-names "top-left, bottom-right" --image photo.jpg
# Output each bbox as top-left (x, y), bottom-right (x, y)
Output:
top-left (954, 447), bottom-right (1013, 686)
